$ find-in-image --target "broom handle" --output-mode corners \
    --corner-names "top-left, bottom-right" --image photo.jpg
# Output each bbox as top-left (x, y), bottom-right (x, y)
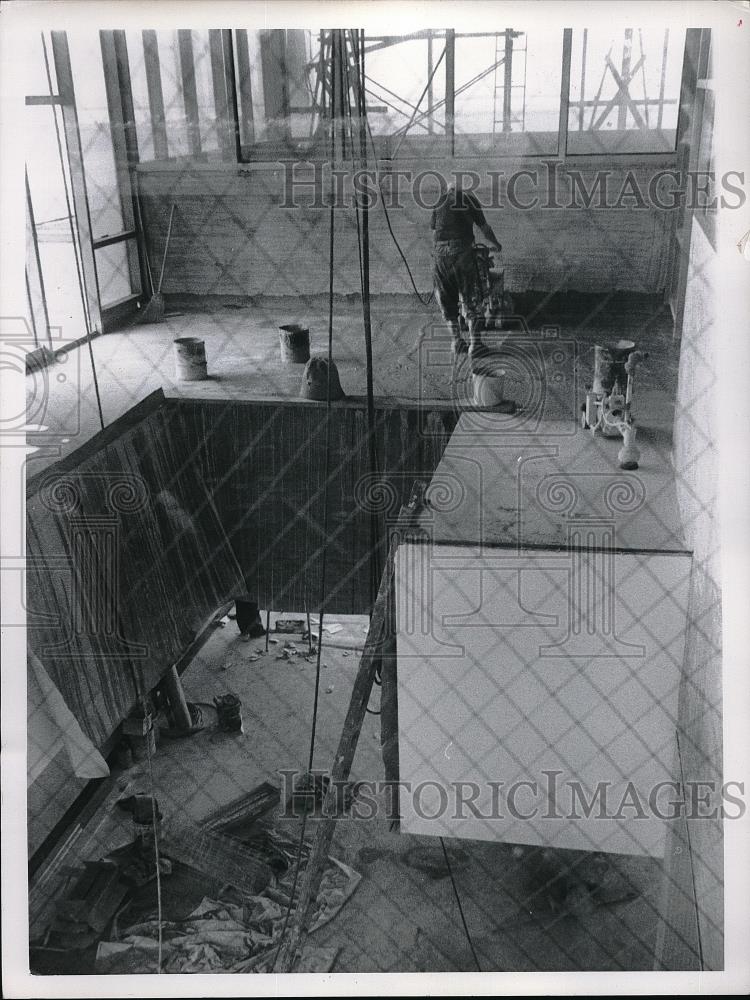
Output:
top-left (157, 203), bottom-right (176, 294)
top-left (133, 178), bottom-right (155, 293)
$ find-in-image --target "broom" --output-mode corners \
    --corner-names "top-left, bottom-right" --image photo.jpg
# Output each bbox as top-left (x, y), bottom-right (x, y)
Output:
top-left (136, 201), bottom-right (176, 324)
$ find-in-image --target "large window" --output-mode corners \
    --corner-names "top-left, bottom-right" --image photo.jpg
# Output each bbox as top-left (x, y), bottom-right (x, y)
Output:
top-left (567, 28), bottom-right (685, 154)
top-left (122, 26), bottom-right (689, 163)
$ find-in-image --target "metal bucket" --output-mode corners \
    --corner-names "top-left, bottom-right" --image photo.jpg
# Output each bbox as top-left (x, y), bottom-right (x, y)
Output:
top-left (279, 324), bottom-right (310, 364)
top-left (173, 337), bottom-right (208, 381)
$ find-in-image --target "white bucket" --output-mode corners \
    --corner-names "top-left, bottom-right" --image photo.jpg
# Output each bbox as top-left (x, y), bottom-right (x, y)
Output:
top-left (472, 369), bottom-right (506, 407)
top-left (173, 337), bottom-right (208, 381)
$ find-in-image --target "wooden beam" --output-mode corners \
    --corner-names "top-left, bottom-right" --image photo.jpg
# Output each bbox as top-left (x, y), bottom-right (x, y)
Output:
top-left (50, 31), bottom-right (103, 336)
top-left (276, 484), bottom-right (427, 972)
top-left (178, 29), bottom-right (202, 157)
top-left (234, 29), bottom-right (255, 146)
top-left (99, 31), bottom-right (144, 312)
top-left (445, 29), bottom-right (455, 155)
top-left (208, 29), bottom-right (237, 162)
top-left (142, 30), bottom-right (168, 160)
top-left (558, 28), bottom-right (572, 157)
top-left (26, 171), bottom-right (51, 349)
top-left (221, 29), bottom-right (241, 161)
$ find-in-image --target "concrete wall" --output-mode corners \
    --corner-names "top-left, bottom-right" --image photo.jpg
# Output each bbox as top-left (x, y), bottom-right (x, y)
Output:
top-left (138, 157), bottom-right (677, 299)
top-left (670, 217), bottom-right (723, 969)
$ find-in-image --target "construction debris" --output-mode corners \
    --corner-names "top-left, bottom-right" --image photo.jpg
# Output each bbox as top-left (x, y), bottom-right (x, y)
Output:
top-left (95, 853), bottom-right (360, 974)
top-left (275, 619), bottom-right (306, 633)
top-left (200, 781), bottom-right (280, 837)
top-left (50, 861), bottom-right (128, 949)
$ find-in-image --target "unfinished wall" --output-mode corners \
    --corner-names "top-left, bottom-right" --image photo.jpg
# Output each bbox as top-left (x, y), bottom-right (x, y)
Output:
top-left (138, 157), bottom-right (676, 299)
top-left (177, 396), bottom-right (459, 615)
top-left (26, 392), bottom-right (243, 853)
top-left (669, 217), bottom-right (723, 969)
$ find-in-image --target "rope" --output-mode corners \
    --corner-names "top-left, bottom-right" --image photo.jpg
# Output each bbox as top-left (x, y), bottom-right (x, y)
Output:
top-left (440, 836), bottom-right (482, 971)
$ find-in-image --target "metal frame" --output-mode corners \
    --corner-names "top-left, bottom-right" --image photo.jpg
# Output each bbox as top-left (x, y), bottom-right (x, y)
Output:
top-left (50, 31), bottom-right (103, 337)
top-left (99, 30), bottom-right (147, 318)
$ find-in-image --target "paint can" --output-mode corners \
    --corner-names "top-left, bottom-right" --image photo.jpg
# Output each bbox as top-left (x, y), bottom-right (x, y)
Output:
top-left (132, 795), bottom-right (162, 850)
top-left (279, 324), bottom-right (311, 364)
top-left (173, 337), bottom-right (208, 381)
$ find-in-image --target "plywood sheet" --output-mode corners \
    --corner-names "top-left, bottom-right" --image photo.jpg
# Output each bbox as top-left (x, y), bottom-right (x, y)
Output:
top-left (396, 542), bottom-right (691, 857)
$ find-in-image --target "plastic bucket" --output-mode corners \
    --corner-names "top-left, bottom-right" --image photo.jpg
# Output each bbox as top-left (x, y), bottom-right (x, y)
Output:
top-left (173, 337), bottom-right (208, 381)
top-left (279, 324), bottom-right (310, 364)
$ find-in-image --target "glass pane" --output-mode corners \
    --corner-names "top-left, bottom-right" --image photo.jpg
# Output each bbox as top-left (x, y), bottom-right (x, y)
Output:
top-left (24, 30), bottom-right (59, 97)
top-left (454, 30), bottom-right (562, 156)
top-left (364, 33), bottom-right (447, 140)
top-left (192, 30), bottom-right (220, 154)
top-left (126, 30), bottom-right (155, 161)
top-left (157, 31), bottom-right (190, 157)
top-left (235, 29), bottom-right (320, 148)
top-left (96, 240), bottom-right (140, 307)
top-left (26, 104), bottom-right (88, 347)
top-left (67, 31), bottom-right (125, 239)
top-left (567, 28), bottom-right (685, 154)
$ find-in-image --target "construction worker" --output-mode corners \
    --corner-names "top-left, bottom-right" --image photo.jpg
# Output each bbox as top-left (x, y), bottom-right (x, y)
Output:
top-left (431, 180), bottom-right (503, 361)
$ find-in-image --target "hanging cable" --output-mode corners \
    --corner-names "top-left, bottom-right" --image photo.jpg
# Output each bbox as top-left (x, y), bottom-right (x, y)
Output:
top-left (143, 702), bottom-right (164, 974)
top-left (344, 31), bottom-right (382, 609)
top-left (271, 29), bottom-right (343, 972)
top-left (440, 836), bottom-right (482, 971)
top-left (347, 30), bottom-right (435, 309)
top-left (41, 32), bottom-right (105, 431)
top-left (128, 663), bottom-right (163, 973)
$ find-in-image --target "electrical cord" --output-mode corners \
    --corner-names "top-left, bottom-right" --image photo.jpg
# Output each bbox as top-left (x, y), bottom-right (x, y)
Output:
top-left (440, 836), bottom-right (482, 971)
top-left (347, 30), bottom-right (435, 309)
top-left (271, 33), bottom-right (343, 971)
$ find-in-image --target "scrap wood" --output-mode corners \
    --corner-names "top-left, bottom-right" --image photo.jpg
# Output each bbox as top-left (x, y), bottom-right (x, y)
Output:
top-left (160, 821), bottom-right (273, 897)
top-left (95, 852), bottom-right (359, 974)
top-left (200, 780), bottom-right (280, 836)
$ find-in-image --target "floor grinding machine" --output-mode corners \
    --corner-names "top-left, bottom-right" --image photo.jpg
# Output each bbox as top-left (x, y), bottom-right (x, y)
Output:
top-left (581, 340), bottom-right (648, 469)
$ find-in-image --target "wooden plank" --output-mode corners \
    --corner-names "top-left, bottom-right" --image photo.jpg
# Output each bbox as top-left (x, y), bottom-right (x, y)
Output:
top-left (234, 29), bottom-right (255, 145)
top-left (178, 29), bottom-right (202, 157)
top-left (208, 29), bottom-right (237, 162)
top-left (276, 488), bottom-right (425, 972)
top-left (445, 29), bottom-right (455, 155)
top-left (26, 171), bottom-right (51, 350)
top-left (396, 542), bottom-right (690, 856)
top-left (558, 28), bottom-right (572, 156)
top-left (142, 30), bottom-right (169, 160)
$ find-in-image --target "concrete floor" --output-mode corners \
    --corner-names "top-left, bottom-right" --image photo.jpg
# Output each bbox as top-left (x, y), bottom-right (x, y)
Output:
top-left (28, 292), bottom-right (681, 972)
top-left (27, 291), bottom-right (678, 476)
top-left (31, 611), bottom-right (667, 973)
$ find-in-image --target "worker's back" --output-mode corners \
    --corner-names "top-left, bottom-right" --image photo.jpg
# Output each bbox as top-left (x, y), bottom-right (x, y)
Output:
top-left (431, 186), bottom-right (485, 246)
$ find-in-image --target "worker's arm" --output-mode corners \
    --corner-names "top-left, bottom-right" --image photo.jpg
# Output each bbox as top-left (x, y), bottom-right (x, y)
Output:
top-left (477, 221), bottom-right (502, 253)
